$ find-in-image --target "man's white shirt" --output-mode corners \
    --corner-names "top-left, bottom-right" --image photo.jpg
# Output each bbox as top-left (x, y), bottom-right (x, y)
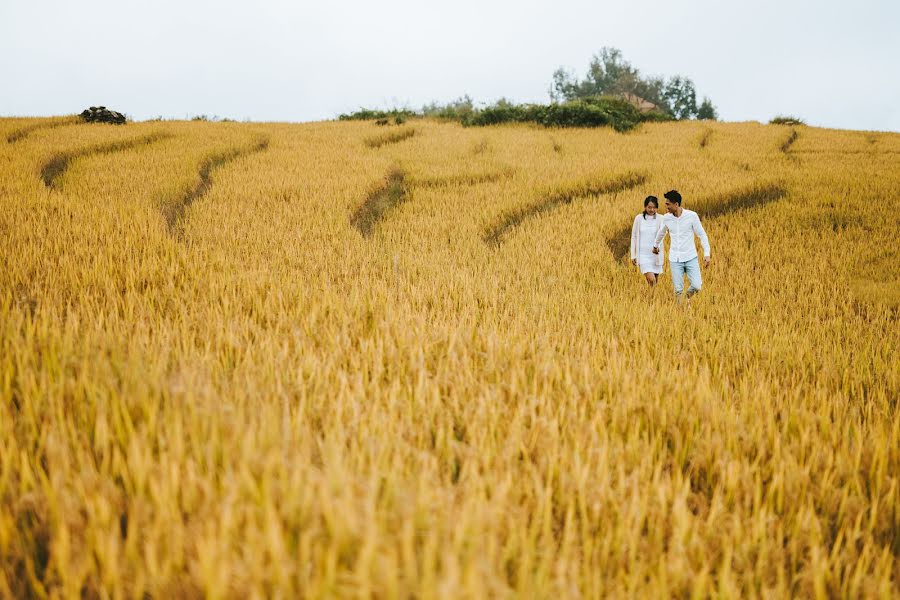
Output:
top-left (653, 209), bottom-right (710, 262)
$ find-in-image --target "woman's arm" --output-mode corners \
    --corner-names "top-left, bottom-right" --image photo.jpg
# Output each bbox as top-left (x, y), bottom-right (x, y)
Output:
top-left (630, 215), bottom-right (641, 261)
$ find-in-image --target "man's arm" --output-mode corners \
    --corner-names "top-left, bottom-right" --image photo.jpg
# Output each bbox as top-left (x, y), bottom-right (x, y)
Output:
top-left (693, 214), bottom-right (711, 263)
top-left (652, 219), bottom-right (668, 254)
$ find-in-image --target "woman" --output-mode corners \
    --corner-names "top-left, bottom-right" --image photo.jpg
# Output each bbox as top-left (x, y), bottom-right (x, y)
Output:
top-left (630, 196), bottom-right (665, 286)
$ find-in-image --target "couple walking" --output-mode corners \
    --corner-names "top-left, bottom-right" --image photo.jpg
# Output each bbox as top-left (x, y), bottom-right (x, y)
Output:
top-left (630, 190), bottom-right (711, 301)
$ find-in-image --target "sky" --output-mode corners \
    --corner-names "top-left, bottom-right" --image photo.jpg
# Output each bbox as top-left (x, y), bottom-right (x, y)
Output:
top-left (1, 0), bottom-right (898, 131)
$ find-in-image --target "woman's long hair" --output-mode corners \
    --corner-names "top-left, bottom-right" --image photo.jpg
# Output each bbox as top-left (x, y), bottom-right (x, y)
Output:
top-left (642, 195), bottom-right (659, 219)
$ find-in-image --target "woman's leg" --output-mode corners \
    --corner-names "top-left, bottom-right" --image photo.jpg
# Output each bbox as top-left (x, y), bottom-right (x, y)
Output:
top-left (644, 272), bottom-right (657, 286)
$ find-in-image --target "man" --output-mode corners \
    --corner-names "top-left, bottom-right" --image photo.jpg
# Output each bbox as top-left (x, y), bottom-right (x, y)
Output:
top-left (652, 190), bottom-right (710, 301)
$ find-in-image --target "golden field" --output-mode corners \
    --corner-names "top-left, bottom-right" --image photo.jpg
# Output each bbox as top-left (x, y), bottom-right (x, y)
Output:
top-left (0, 115), bottom-right (898, 598)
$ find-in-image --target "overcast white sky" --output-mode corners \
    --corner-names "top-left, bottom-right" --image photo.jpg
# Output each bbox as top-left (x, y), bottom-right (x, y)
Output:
top-left (1, 0), bottom-right (898, 131)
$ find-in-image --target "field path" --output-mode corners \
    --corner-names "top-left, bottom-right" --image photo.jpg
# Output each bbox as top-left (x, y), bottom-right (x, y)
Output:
top-left (779, 128), bottom-right (799, 155)
top-left (6, 116), bottom-right (81, 144)
top-left (40, 132), bottom-right (170, 188)
top-left (364, 127), bottom-right (417, 149)
top-left (164, 136), bottom-right (270, 237)
top-left (484, 171), bottom-right (647, 247)
top-left (350, 167), bottom-right (407, 237)
top-left (411, 166), bottom-right (515, 188)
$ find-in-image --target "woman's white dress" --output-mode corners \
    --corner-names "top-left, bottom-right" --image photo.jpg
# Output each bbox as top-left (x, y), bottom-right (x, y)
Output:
top-left (636, 215), bottom-right (663, 275)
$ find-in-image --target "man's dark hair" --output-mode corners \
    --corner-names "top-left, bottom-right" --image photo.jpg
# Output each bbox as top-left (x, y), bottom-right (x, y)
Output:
top-left (663, 190), bottom-right (682, 205)
top-left (642, 195), bottom-right (658, 219)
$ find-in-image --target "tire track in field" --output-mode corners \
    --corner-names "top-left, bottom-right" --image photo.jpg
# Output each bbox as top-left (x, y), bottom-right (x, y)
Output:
top-left (605, 182), bottom-right (788, 263)
top-left (41, 132), bottom-right (170, 188)
top-left (350, 167), bottom-right (407, 237)
top-left (793, 149), bottom-right (900, 155)
top-left (364, 127), bottom-right (417, 149)
top-left (698, 128), bottom-right (713, 150)
top-left (549, 135), bottom-right (563, 154)
top-left (411, 166), bottom-right (515, 188)
top-left (779, 128), bottom-right (799, 155)
top-left (6, 116), bottom-right (81, 144)
top-left (165, 136), bottom-right (269, 237)
top-left (483, 171), bottom-right (647, 248)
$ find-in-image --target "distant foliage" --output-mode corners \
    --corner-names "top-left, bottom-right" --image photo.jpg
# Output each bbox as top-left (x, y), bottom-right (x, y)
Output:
top-left (189, 114), bottom-right (235, 123)
top-left (770, 115), bottom-right (805, 125)
top-left (473, 96), bottom-right (671, 132)
top-left (421, 95), bottom-right (479, 125)
top-left (696, 97), bottom-right (718, 120)
top-left (336, 46), bottom-right (717, 130)
top-left (339, 108), bottom-right (418, 122)
top-left (341, 96), bottom-right (670, 133)
top-left (551, 47), bottom-right (717, 121)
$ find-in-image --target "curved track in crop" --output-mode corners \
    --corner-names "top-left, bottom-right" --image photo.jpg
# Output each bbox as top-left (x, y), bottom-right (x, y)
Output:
top-left (779, 128), bottom-right (799, 154)
top-left (165, 136), bottom-right (270, 237)
top-left (6, 117), bottom-right (80, 144)
top-left (41, 132), bottom-right (170, 188)
top-left (350, 167), bottom-right (408, 238)
top-left (413, 167), bottom-right (514, 189)
top-left (364, 128), bottom-right (417, 149)
top-left (483, 171), bottom-right (647, 248)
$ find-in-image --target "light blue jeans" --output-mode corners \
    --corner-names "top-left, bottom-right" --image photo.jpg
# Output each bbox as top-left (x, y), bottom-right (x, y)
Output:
top-left (670, 257), bottom-right (702, 299)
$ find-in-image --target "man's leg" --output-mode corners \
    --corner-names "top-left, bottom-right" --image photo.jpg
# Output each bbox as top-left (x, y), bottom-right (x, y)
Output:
top-left (684, 257), bottom-right (703, 297)
top-left (670, 260), bottom-right (686, 299)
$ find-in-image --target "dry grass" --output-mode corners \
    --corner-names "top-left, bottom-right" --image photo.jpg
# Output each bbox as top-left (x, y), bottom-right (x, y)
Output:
top-left (364, 126), bottom-right (417, 149)
top-left (0, 116), bottom-right (898, 598)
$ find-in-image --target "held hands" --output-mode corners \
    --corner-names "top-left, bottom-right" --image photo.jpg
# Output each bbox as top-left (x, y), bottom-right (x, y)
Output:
top-left (652, 247), bottom-right (659, 255)
top-left (632, 258), bottom-right (637, 266)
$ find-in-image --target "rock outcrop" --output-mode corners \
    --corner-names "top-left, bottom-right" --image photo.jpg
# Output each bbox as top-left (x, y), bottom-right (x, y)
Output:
top-left (79, 106), bottom-right (127, 124)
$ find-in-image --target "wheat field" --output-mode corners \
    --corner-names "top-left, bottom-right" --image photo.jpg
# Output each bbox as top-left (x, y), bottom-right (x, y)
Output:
top-left (1, 116), bottom-right (898, 598)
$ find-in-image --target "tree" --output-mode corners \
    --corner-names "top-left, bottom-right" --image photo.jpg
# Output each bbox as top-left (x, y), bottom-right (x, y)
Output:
top-left (663, 76), bottom-right (698, 120)
top-left (697, 97), bottom-right (718, 120)
top-left (549, 48), bottom-right (715, 120)
top-left (550, 68), bottom-right (579, 102)
top-left (584, 47), bottom-right (637, 96)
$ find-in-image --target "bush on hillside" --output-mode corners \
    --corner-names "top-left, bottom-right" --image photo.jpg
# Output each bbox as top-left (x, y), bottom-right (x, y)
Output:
top-left (422, 96), bottom-right (479, 125)
top-left (338, 96), bottom-right (672, 132)
top-left (472, 96), bottom-right (670, 132)
top-left (339, 108), bottom-right (418, 122)
top-left (770, 115), bottom-right (805, 125)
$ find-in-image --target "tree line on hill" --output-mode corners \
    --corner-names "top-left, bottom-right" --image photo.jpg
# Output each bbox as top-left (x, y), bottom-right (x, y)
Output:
top-left (550, 47), bottom-right (717, 121)
top-left (340, 47), bottom-right (717, 132)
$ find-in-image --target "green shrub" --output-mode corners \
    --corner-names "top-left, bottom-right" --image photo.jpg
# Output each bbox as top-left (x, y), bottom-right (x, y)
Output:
top-left (338, 96), bottom-right (673, 133)
top-left (339, 108), bottom-right (417, 122)
top-left (770, 115), bottom-right (805, 125)
top-left (422, 96), bottom-right (478, 125)
top-left (471, 104), bottom-right (530, 126)
top-left (470, 96), bottom-right (663, 132)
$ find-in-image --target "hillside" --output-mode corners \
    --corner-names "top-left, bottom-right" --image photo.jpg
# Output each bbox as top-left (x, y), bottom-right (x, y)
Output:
top-left (1, 117), bottom-right (898, 597)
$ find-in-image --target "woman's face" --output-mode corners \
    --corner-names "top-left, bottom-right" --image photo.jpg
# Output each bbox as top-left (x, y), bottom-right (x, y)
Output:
top-left (645, 202), bottom-right (658, 216)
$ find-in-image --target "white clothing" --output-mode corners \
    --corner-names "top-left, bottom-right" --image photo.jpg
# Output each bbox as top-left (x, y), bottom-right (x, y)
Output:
top-left (639, 259), bottom-right (663, 275)
top-left (653, 209), bottom-right (710, 262)
top-left (630, 213), bottom-right (665, 267)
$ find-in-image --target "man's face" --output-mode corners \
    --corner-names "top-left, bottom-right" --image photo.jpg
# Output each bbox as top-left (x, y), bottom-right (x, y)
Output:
top-left (665, 199), bottom-right (678, 214)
